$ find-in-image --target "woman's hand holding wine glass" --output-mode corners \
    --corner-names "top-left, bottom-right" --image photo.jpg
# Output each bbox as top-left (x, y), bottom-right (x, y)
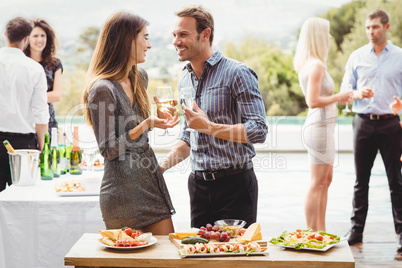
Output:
top-left (154, 86), bottom-right (177, 136)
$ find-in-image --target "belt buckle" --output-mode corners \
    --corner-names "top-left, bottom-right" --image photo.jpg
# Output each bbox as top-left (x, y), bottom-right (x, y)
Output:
top-left (369, 114), bottom-right (379, 120)
top-left (202, 172), bottom-right (216, 181)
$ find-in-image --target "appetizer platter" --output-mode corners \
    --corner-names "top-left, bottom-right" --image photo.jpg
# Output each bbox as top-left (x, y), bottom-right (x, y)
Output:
top-left (98, 227), bottom-right (155, 250)
top-left (80, 159), bottom-right (105, 171)
top-left (170, 221), bottom-right (268, 258)
top-left (54, 179), bottom-right (100, 196)
top-left (269, 228), bottom-right (344, 251)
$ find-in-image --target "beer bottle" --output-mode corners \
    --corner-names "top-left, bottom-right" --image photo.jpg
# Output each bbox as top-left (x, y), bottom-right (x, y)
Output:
top-left (70, 126), bottom-right (82, 175)
top-left (58, 127), bottom-right (67, 175)
top-left (50, 128), bottom-right (60, 178)
top-left (40, 132), bottom-right (53, 180)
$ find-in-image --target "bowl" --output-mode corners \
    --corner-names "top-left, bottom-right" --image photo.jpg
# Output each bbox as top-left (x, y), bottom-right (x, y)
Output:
top-left (214, 219), bottom-right (247, 237)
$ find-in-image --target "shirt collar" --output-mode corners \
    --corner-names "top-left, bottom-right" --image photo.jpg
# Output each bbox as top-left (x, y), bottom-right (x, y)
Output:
top-left (183, 50), bottom-right (223, 72)
top-left (0, 47), bottom-right (25, 55)
top-left (367, 40), bottom-right (392, 53)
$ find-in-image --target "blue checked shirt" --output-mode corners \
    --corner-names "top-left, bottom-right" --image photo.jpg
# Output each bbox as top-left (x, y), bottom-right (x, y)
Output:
top-left (342, 41), bottom-right (402, 114)
top-left (178, 51), bottom-right (268, 172)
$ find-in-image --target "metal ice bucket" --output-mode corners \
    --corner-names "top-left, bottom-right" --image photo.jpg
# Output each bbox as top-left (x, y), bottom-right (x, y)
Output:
top-left (8, 149), bottom-right (40, 186)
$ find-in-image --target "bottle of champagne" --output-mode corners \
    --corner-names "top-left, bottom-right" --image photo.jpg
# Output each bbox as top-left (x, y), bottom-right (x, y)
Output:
top-left (70, 126), bottom-right (82, 175)
top-left (58, 127), bottom-right (67, 175)
top-left (65, 132), bottom-right (72, 173)
top-left (50, 128), bottom-right (60, 178)
top-left (40, 132), bottom-right (53, 180)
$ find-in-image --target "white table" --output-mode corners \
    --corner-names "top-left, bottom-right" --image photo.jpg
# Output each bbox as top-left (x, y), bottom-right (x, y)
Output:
top-left (0, 174), bottom-right (104, 268)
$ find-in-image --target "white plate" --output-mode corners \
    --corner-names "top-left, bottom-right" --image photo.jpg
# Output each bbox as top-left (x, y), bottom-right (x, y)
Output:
top-left (179, 249), bottom-right (268, 258)
top-left (56, 191), bottom-right (100, 197)
top-left (99, 236), bottom-right (157, 250)
top-left (269, 237), bottom-right (346, 252)
top-left (80, 165), bottom-right (104, 171)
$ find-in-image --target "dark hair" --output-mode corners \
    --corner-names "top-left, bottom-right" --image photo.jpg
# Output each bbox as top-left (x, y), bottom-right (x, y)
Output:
top-left (5, 17), bottom-right (32, 44)
top-left (367, 9), bottom-right (389, 26)
top-left (175, 5), bottom-right (214, 46)
top-left (24, 18), bottom-right (59, 68)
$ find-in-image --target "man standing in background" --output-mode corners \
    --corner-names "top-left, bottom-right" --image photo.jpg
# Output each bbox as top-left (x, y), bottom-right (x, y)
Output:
top-left (342, 9), bottom-right (402, 258)
top-left (0, 17), bottom-right (49, 191)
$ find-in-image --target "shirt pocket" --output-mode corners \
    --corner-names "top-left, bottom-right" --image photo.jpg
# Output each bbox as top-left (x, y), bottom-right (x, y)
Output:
top-left (200, 86), bottom-right (231, 116)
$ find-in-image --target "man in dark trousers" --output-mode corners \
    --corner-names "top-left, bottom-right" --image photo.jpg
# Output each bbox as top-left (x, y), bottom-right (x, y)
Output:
top-left (342, 9), bottom-right (402, 258)
top-left (0, 17), bottom-right (49, 191)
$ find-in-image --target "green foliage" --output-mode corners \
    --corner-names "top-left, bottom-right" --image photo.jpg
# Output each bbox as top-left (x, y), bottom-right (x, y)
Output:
top-left (224, 38), bottom-right (306, 116)
top-left (321, 1), bottom-right (364, 52)
top-left (54, 69), bottom-right (86, 116)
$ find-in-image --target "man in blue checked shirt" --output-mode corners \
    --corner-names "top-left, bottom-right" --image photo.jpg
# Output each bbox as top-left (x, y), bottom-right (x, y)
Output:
top-left (342, 10), bottom-right (402, 256)
top-left (159, 5), bottom-right (268, 229)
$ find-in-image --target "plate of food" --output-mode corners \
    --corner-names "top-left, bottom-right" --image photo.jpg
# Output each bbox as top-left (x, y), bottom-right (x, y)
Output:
top-left (80, 159), bottom-right (105, 171)
top-left (99, 236), bottom-right (157, 250)
top-left (54, 179), bottom-right (100, 196)
top-left (269, 228), bottom-right (344, 251)
top-left (178, 241), bottom-right (268, 258)
top-left (98, 228), bottom-right (156, 250)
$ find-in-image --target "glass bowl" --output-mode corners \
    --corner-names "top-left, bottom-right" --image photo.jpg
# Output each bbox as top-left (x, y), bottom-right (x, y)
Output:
top-left (214, 219), bottom-right (247, 237)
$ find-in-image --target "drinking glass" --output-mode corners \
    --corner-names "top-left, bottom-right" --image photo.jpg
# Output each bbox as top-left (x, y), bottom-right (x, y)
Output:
top-left (180, 86), bottom-right (196, 132)
top-left (365, 78), bottom-right (376, 108)
top-left (340, 83), bottom-right (352, 113)
top-left (82, 148), bottom-right (97, 173)
top-left (155, 86), bottom-right (175, 136)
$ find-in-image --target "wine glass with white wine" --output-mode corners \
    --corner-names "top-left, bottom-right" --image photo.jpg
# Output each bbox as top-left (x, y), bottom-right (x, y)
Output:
top-left (155, 86), bottom-right (176, 136)
top-left (180, 86), bottom-right (196, 132)
top-left (340, 83), bottom-right (352, 113)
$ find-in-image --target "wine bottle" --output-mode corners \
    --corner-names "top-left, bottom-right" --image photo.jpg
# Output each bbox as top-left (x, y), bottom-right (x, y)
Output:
top-left (40, 132), bottom-right (53, 180)
top-left (70, 126), bottom-right (82, 175)
top-left (3, 140), bottom-right (16, 153)
top-left (50, 128), bottom-right (60, 178)
top-left (58, 127), bottom-right (67, 175)
top-left (65, 132), bottom-right (72, 173)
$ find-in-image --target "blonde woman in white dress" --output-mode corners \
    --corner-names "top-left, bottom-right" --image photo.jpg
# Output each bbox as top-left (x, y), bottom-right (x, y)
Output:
top-left (294, 17), bottom-right (353, 231)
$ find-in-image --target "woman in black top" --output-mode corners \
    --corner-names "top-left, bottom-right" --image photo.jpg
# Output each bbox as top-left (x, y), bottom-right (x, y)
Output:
top-left (24, 18), bottom-right (63, 135)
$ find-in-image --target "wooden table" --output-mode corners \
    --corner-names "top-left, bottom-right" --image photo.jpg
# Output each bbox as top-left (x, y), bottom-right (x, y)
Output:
top-left (65, 233), bottom-right (355, 268)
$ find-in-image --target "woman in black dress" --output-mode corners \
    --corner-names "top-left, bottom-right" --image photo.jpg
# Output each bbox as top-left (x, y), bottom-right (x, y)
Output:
top-left (24, 18), bottom-right (63, 136)
top-left (82, 11), bottom-right (179, 235)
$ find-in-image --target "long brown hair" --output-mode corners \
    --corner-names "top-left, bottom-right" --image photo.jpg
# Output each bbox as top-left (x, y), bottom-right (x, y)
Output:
top-left (24, 18), bottom-right (59, 68)
top-left (82, 11), bottom-right (150, 127)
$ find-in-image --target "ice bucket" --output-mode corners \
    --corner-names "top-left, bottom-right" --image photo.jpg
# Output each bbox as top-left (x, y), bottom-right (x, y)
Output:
top-left (8, 149), bottom-right (40, 186)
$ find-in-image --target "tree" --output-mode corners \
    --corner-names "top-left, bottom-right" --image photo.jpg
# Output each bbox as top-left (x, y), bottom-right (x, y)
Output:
top-left (75, 26), bottom-right (100, 70)
top-left (224, 38), bottom-right (306, 116)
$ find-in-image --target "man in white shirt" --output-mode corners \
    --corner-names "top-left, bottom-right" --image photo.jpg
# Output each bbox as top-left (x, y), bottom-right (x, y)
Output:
top-left (0, 17), bottom-right (49, 191)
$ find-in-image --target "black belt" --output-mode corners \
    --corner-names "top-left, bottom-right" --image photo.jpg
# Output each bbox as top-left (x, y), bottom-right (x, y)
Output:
top-left (0, 131), bottom-right (35, 137)
top-left (358, 114), bottom-right (396, 120)
top-left (193, 161), bottom-right (253, 181)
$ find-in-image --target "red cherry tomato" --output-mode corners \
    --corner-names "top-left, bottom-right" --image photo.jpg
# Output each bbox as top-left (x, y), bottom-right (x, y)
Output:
top-left (316, 235), bottom-right (323, 241)
top-left (124, 228), bottom-right (133, 236)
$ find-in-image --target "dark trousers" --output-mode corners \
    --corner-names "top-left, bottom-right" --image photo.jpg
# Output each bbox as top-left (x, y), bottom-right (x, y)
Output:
top-left (352, 115), bottom-right (402, 234)
top-left (188, 168), bottom-right (258, 228)
top-left (0, 132), bottom-right (37, 192)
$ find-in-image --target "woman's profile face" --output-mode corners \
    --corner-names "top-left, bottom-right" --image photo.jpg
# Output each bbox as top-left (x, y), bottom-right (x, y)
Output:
top-left (29, 27), bottom-right (47, 53)
top-left (130, 26), bottom-right (151, 65)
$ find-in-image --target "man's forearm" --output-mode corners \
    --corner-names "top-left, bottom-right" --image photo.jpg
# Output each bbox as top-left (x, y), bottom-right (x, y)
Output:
top-left (159, 140), bottom-right (190, 173)
top-left (206, 122), bottom-right (248, 143)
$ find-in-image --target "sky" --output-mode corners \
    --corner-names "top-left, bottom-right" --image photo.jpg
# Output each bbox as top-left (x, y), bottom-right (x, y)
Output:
top-left (0, 0), bottom-right (353, 44)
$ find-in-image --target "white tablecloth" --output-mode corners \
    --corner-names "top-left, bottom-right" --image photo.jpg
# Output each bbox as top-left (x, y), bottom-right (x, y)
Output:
top-left (0, 174), bottom-right (104, 268)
